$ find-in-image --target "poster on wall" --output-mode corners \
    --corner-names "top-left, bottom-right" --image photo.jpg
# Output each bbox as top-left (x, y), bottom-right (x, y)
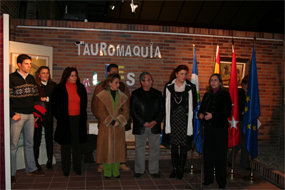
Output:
top-left (9, 41), bottom-right (53, 77)
top-left (11, 53), bottom-right (49, 77)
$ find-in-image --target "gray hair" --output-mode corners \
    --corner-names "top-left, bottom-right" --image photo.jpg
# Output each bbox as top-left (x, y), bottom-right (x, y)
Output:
top-left (139, 72), bottom-right (153, 83)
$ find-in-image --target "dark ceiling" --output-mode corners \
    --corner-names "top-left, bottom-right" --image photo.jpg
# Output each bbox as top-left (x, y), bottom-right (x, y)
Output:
top-left (16, 0), bottom-right (285, 34)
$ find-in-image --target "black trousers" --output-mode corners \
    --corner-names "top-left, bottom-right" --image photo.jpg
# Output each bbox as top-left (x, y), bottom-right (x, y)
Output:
top-left (204, 127), bottom-right (228, 186)
top-left (33, 122), bottom-right (54, 162)
top-left (61, 116), bottom-right (81, 174)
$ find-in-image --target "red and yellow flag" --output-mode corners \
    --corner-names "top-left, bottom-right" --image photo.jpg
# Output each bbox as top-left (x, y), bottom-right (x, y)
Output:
top-left (214, 45), bottom-right (220, 74)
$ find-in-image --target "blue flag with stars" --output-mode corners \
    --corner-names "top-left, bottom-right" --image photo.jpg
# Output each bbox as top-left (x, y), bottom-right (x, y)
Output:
top-left (243, 44), bottom-right (260, 159)
top-left (191, 45), bottom-right (202, 154)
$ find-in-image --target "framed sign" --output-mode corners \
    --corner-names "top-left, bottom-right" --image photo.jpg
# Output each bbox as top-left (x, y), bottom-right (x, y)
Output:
top-left (220, 57), bottom-right (249, 88)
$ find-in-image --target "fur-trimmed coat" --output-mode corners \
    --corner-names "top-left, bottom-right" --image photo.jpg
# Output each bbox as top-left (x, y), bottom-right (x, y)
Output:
top-left (94, 89), bottom-right (129, 164)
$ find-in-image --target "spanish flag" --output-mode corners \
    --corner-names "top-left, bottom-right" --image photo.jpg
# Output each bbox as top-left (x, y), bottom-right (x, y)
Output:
top-left (214, 45), bottom-right (220, 74)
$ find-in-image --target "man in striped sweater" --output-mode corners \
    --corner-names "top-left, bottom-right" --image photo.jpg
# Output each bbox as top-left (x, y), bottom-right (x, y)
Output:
top-left (10, 54), bottom-right (44, 183)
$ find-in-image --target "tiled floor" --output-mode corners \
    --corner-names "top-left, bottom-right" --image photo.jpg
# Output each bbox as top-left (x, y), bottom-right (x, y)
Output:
top-left (11, 159), bottom-right (280, 190)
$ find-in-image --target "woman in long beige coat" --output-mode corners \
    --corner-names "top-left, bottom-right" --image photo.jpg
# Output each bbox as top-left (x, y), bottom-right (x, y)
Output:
top-left (94, 73), bottom-right (129, 178)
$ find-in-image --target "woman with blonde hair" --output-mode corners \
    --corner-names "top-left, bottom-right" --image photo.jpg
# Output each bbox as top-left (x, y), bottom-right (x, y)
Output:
top-left (94, 73), bottom-right (129, 178)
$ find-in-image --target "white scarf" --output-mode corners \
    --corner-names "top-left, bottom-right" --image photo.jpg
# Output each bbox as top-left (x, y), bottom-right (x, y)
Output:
top-left (165, 79), bottom-right (193, 136)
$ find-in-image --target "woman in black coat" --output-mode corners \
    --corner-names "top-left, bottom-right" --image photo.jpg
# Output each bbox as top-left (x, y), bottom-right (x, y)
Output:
top-left (163, 65), bottom-right (197, 179)
top-left (33, 66), bottom-right (56, 170)
top-left (198, 74), bottom-right (231, 189)
top-left (52, 67), bottom-right (87, 176)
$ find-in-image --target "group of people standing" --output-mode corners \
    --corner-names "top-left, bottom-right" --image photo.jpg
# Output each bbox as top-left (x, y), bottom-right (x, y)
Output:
top-left (10, 54), bottom-right (247, 189)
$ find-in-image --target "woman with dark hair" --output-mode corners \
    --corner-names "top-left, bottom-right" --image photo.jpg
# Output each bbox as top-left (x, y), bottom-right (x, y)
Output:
top-left (94, 73), bottom-right (129, 178)
top-left (198, 74), bottom-right (231, 189)
top-left (52, 67), bottom-right (87, 176)
top-left (163, 65), bottom-right (197, 179)
top-left (33, 66), bottom-right (56, 170)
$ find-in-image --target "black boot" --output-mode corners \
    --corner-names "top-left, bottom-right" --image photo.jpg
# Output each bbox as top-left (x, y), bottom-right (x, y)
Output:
top-left (35, 160), bottom-right (42, 171)
top-left (177, 146), bottom-right (187, 179)
top-left (170, 146), bottom-right (179, 178)
top-left (46, 158), bottom-right (52, 169)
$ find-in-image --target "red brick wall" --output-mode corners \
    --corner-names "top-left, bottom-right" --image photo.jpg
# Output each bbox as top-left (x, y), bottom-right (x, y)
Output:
top-left (9, 19), bottom-right (284, 160)
top-left (0, 16), bottom-right (6, 190)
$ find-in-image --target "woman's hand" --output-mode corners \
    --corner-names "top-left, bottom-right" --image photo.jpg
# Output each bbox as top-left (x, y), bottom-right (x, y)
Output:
top-left (41, 97), bottom-right (47, 102)
top-left (199, 113), bottom-right (204, 120)
top-left (113, 121), bottom-right (120, 127)
top-left (204, 112), bottom-right (212, 120)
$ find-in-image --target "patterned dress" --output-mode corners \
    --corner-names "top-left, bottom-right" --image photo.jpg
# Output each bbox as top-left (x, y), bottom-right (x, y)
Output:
top-left (170, 90), bottom-right (188, 146)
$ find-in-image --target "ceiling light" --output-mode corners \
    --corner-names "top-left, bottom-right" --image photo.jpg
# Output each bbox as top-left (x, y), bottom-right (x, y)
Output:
top-left (130, 0), bottom-right (138, 13)
top-left (110, 5), bottom-right (115, 10)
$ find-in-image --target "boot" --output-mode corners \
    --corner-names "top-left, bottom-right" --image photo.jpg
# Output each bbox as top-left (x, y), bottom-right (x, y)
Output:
top-left (169, 146), bottom-right (179, 178)
top-left (46, 158), bottom-right (52, 169)
top-left (35, 160), bottom-right (42, 171)
top-left (177, 147), bottom-right (187, 179)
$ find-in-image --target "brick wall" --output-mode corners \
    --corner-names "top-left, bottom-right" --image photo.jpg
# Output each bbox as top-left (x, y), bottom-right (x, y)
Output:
top-left (9, 19), bottom-right (284, 161)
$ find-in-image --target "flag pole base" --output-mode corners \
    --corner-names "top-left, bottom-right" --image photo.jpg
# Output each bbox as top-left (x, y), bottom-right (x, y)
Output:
top-left (185, 164), bottom-right (201, 175)
top-left (242, 173), bottom-right (259, 183)
top-left (227, 168), bottom-right (241, 180)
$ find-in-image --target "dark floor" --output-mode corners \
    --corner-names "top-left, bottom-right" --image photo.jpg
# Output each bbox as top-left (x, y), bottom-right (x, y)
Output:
top-left (11, 159), bottom-right (280, 190)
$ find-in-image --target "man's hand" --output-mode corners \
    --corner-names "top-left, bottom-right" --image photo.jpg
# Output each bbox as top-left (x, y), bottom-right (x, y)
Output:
top-left (204, 112), bottom-right (212, 120)
top-left (144, 122), bottom-right (151, 128)
top-left (149, 121), bottom-right (157, 128)
top-left (12, 113), bottom-right (21, 121)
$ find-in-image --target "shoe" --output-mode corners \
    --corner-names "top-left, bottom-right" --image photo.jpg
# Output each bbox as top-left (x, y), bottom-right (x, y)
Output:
top-left (46, 160), bottom-right (52, 170)
top-left (134, 173), bottom-right (143, 178)
top-left (169, 170), bottom-right (176, 178)
top-left (11, 176), bottom-right (16, 183)
top-left (97, 164), bottom-right (103, 172)
top-left (104, 176), bottom-right (111, 179)
top-left (203, 181), bottom-right (213, 186)
top-left (63, 172), bottom-right (69, 177)
top-left (114, 175), bottom-right (120, 178)
top-left (120, 163), bottom-right (130, 171)
top-left (219, 184), bottom-right (225, 189)
top-left (27, 169), bottom-right (45, 176)
top-left (35, 161), bottom-right (42, 171)
top-left (151, 173), bottom-right (160, 178)
top-left (75, 171), bottom-right (82, 175)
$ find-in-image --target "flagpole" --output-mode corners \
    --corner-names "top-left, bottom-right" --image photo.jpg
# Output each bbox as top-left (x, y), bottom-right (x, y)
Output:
top-left (242, 37), bottom-right (260, 183)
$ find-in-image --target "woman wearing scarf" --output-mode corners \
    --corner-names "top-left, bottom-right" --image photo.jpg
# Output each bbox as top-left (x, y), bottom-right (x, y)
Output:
top-left (163, 65), bottom-right (197, 179)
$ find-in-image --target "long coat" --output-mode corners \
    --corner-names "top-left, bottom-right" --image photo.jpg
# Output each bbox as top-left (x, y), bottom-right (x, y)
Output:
top-left (94, 89), bottom-right (129, 164)
top-left (52, 82), bottom-right (87, 145)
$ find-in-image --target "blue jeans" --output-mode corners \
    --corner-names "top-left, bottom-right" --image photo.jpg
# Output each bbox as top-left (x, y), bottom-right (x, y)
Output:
top-left (10, 114), bottom-right (37, 176)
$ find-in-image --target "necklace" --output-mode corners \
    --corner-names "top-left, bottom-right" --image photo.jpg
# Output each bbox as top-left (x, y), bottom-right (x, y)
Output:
top-left (173, 92), bottom-right (183, 104)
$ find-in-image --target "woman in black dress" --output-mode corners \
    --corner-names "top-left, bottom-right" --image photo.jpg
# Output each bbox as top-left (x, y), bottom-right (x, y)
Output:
top-left (163, 65), bottom-right (197, 179)
top-left (198, 74), bottom-right (231, 189)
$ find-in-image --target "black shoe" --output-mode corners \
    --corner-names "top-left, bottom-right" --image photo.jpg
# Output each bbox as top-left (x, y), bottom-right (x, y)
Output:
top-left (115, 175), bottom-right (120, 178)
top-left (151, 173), bottom-right (160, 178)
top-left (46, 160), bottom-right (52, 170)
top-left (36, 161), bottom-right (42, 171)
top-left (169, 170), bottom-right (176, 178)
top-left (75, 171), bottom-right (82, 175)
top-left (63, 172), bottom-right (69, 177)
top-left (11, 176), bottom-right (16, 183)
top-left (219, 184), bottom-right (225, 189)
top-left (203, 181), bottom-right (213, 186)
top-left (134, 173), bottom-right (143, 178)
top-left (176, 168), bottom-right (184, 179)
top-left (104, 176), bottom-right (111, 179)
